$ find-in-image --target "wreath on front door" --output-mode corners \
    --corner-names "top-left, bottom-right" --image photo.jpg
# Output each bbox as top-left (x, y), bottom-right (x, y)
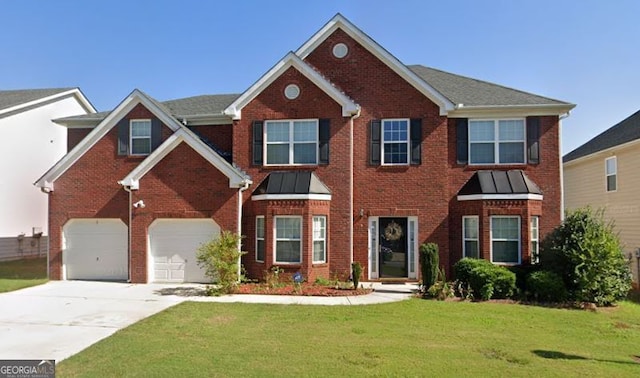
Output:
top-left (383, 221), bottom-right (404, 241)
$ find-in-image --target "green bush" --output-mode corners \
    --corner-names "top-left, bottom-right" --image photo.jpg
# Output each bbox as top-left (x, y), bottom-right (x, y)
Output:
top-left (419, 243), bottom-right (439, 290)
top-left (426, 267), bottom-right (454, 300)
top-left (196, 231), bottom-right (245, 295)
top-left (351, 262), bottom-right (362, 289)
top-left (508, 264), bottom-right (538, 295)
top-left (526, 270), bottom-right (567, 302)
top-left (454, 258), bottom-right (516, 300)
top-left (540, 207), bottom-right (632, 306)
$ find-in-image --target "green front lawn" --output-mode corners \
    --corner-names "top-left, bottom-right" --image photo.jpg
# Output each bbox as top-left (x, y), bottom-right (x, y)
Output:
top-left (0, 257), bottom-right (48, 293)
top-left (58, 299), bottom-right (640, 377)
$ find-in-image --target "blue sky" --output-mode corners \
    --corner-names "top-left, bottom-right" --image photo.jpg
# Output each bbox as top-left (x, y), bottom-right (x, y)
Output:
top-left (2, 0), bottom-right (639, 154)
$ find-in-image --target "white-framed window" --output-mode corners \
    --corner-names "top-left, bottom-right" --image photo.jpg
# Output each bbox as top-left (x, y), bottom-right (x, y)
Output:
top-left (469, 119), bottom-right (525, 164)
top-left (265, 119), bottom-right (318, 165)
top-left (462, 216), bottom-right (479, 258)
top-left (130, 119), bottom-right (152, 155)
top-left (490, 216), bottom-right (521, 264)
top-left (605, 156), bottom-right (617, 192)
top-left (255, 216), bottom-right (265, 262)
top-left (382, 119), bottom-right (409, 165)
top-left (274, 216), bottom-right (302, 264)
top-left (530, 216), bottom-right (539, 264)
top-left (312, 216), bottom-right (326, 263)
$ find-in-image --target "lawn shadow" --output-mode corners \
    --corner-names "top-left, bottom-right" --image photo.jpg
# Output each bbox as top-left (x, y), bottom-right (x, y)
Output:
top-left (154, 286), bottom-right (208, 297)
top-left (533, 350), bottom-right (640, 366)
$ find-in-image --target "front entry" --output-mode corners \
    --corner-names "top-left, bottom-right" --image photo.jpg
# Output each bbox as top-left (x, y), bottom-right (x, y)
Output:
top-left (368, 217), bottom-right (417, 280)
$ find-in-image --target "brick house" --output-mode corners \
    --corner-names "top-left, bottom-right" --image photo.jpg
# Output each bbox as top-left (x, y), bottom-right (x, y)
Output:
top-left (36, 14), bottom-right (574, 283)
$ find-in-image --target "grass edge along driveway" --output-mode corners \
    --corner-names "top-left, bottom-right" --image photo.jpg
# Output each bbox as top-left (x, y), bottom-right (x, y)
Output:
top-left (0, 257), bottom-right (47, 293)
top-left (58, 299), bottom-right (640, 377)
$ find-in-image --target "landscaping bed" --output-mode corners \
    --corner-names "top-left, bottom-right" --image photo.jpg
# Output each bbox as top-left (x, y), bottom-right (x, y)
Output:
top-left (234, 282), bottom-right (372, 296)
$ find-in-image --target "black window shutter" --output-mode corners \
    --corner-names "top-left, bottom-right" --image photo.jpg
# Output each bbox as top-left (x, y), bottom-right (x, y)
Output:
top-left (410, 118), bottom-right (422, 165)
top-left (117, 119), bottom-right (129, 155)
top-left (252, 121), bottom-right (263, 165)
top-left (370, 120), bottom-right (381, 165)
top-left (151, 119), bottom-right (162, 150)
top-left (456, 118), bottom-right (469, 164)
top-left (527, 116), bottom-right (540, 164)
top-left (318, 119), bottom-right (330, 165)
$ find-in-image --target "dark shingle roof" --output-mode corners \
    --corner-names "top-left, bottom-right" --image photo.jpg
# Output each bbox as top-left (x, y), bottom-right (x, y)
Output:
top-left (408, 65), bottom-right (570, 107)
top-left (563, 109), bottom-right (640, 163)
top-left (0, 88), bottom-right (75, 111)
top-left (458, 170), bottom-right (542, 196)
top-left (58, 93), bottom-right (240, 123)
top-left (253, 171), bottom-right (331, 195)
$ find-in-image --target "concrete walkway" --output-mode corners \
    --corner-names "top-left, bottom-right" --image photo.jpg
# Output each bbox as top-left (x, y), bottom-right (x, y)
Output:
top-left (0, 281), bottom-right (416, 362)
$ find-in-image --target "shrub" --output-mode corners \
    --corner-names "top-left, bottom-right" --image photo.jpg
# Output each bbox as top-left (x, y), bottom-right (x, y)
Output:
top-left (508, 264), bottom-right (539, 295)
top-left (420, 243), bottom-right (440, 290)
top-left (351, 262), bottom-right (362, 289)
top-left (196, 231), bottom-right (245, 295)
top-left (454, 258), bottom-right (516, 300)
top-left (540, 207), bottom-right (632, 306)
top-left (526, 270), bottom-right (567, 302)
top-left (419, 243), bottom-right (439, 290)
top-left (426, 267), bottom-right (454, 300)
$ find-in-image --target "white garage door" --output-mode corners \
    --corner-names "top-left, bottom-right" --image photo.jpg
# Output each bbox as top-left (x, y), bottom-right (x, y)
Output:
top-left (63, 219), bottom-right (128, 281)
top-left (148, 219), bottom-right (219, 283)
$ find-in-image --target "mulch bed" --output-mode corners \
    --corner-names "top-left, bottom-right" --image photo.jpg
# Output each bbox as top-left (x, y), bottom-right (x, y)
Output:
top-left (234, 283), bottom-right (373, 297)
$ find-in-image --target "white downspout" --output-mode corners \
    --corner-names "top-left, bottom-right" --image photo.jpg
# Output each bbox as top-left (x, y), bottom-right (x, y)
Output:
top-left (349, 108), bottom-right (361, 268)
top-left (123, 185), bottom-right (133, 283)
top-left (559, 112), bottom-right (570, 221)
top-left (237, 180), bottom-right (251, 280)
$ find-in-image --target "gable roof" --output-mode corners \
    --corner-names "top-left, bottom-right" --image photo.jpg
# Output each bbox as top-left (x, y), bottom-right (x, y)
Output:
top-left (295, 13), bottom-right (454, 116)
top-left (457, 170), bottom-right (543, 201)
top-left (563, 109), bottom-right (640, 163)
top-left (0, 88), bottom-right (95, 118)
top-left (35, 89), bottom-right (250, 190)
top-left (223, 52), bottom-right (359, 119)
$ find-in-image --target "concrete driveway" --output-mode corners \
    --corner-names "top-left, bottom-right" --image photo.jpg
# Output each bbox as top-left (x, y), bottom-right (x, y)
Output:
top-left (0, 281), bottom-right (190, 362)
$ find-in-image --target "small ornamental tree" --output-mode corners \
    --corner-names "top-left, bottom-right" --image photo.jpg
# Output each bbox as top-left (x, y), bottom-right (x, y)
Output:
top-left (419, 243), bottom-right (439, 291)
top-left (196, 231), bottom-right (246, 295)
top-left (540, 208), bottom-right (632, 306)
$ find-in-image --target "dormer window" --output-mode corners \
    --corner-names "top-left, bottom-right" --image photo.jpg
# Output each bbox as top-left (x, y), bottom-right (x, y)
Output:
top-left (130, 120), bottom-right (152, 155)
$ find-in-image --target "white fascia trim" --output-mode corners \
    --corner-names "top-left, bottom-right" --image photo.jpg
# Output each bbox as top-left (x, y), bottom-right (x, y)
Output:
top-left (0, 88), bottom-right (96, 117)
top-left (224, 52), bottom-right (359, 120)
top-left (295, 14), bottom-right (454, 116)
top-left (120, 129), bottom-right (251, 189)
top-left (449, 103), bottom-right (576, 118)
top-left (35, 89), bottom-right (182, 189)
top-left (457, 194), bottom-right (544, 201)
top-left (251, 194), bottom-right (332, 201)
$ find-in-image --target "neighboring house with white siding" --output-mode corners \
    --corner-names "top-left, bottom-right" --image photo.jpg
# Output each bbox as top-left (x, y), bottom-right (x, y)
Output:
top-left (563, 109), bottom-right (640, 287)
top-left (0, 88), bottom-right (95, 260)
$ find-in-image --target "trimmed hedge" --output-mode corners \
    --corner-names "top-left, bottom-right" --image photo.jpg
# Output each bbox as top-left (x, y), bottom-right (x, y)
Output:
top-left (454, 258), bottom-right (516, 300)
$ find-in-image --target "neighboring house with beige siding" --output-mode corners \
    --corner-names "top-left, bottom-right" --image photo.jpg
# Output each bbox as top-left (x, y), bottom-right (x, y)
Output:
top-left (563, 109), bottom-right (640, 287)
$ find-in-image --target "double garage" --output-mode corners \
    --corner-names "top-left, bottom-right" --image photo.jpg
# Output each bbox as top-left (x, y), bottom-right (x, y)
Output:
top-left (62, 218), bottom-right (219, 283)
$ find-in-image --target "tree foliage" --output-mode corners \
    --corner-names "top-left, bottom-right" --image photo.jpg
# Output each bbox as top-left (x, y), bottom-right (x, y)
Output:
top-left (540, 208), bottom-right (631, 306)
top-left (196, 231), bottom-right (245, 295)
top-left (419, 243), bottom-right (439, 290)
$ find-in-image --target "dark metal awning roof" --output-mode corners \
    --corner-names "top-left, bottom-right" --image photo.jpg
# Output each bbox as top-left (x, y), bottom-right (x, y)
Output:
top-left (253, 171), bottom-right (331, 196)
top-left (458, 170), bottom-right (542, 197)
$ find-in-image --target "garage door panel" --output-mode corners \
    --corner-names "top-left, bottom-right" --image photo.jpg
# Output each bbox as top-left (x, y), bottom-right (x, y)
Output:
top-left (63, 219), bottom-right (128, 281)
top-left (149, 219), bottom-right (219, 283)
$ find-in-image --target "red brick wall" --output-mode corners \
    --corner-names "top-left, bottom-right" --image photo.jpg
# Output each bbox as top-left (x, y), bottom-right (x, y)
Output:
top-left (49, 103), bottom-right (238, 282)
top-left (189, 124), bottom-right (233, 156)
top-left (67, 128), bottom-right (92, 152)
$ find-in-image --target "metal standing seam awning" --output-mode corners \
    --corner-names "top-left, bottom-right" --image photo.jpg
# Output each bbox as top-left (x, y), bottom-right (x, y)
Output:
top-left (457, 170), bottom-right (543, 200)
top-left (251, 171), bottom-right (332, 200)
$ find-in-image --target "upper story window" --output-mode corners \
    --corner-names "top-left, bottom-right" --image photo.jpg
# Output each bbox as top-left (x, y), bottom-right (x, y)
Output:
top-left (605, 156), bottom-right (617, 192)
top-left (469, 119), bottom-right (525, 165)
top-left (130, 120), bottom-right (152, 155)
top-left (265, 119), bottom-right (318, 165)
top-left (382, 119), bottom-right (409, 165)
